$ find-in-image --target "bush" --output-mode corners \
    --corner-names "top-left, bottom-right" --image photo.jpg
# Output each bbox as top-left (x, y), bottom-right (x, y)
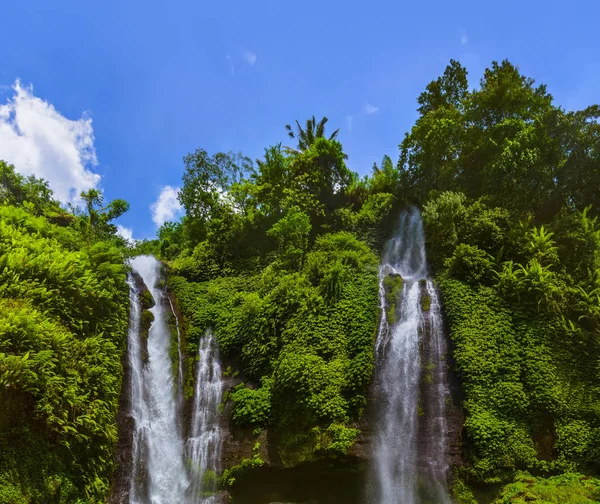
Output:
top-left (446, 243), bottom-right (495, 284)
top-left (493, 472), bottom-right (600, 503)
top-left (231, 379), bottom-right (273, 427)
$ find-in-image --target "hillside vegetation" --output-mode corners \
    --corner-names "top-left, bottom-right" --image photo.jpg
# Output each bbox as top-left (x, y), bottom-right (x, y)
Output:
top-left (160, 61), bottom-right (600, 498)
top-left (0, 58), bottom-right (598, 503)
top-left (0, 162), bottom-right (131, 503)
top-left (402, 61), bottom-right (600, 498)
top-left (164, 122), bottom-right (395, 463)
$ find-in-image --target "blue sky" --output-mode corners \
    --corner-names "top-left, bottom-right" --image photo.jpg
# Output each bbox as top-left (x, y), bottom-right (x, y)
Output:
top-left (1, 0), bottom-right (598, 240)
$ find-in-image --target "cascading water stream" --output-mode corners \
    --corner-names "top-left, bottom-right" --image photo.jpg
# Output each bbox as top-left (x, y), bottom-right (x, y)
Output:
top-left (128, 255), bottom-right (189, 503)
top-left (371, 209), bottom-right (451, 504)
top-left (125, 255), bottom-right (224, 504)
top-left (186, 329), bottom-right (224, 503)
top-left (126, 274), bottom-right (147, 502)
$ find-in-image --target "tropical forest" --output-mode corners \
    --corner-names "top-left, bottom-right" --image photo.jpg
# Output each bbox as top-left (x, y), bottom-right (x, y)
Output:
top-left (1, 59), bottom-right (599, 504)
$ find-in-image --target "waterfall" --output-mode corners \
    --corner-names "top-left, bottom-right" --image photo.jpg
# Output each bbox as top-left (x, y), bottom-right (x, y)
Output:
top-left (371, 209), bottom-right (451, 504)
top-left (126, 273), bottom-right (147, 502)
top-left (125, 255), bottom-right (224, 503)
top-left (128, 255), bottom-right (189, 503)
top-left (186, 329), bottom-right (224, 503)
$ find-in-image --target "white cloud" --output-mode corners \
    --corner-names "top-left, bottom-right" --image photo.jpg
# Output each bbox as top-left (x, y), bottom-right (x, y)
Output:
top-left (243, 50), bottom-right (257, 66)
top-left (346, 115), bottom-right (353, 131)
top-left (226, 49), bottom-right (258, 76)
top-left (0, 80), bottom-right (100, 204)
top-left (116, 224), bottom-right (135, 243)
top-left (363, 103), bottom-right (379, 115)
top-left (151, 185), bottom-right (182, 227)
top-left (460, 29), bottom-right (468, 45)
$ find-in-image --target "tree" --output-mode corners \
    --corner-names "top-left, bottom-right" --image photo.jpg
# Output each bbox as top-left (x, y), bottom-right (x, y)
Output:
top-left (158, 221), bottom-right (184, 260)
top-left (400, 59), bottom-right (568, 217)
top-left (0, 161), bottom-right (58, 215)
top-left (417, 59), bottom-right (468, 115)
top-left (80, 188), bottom-right (103, 230)
top-left (79, 188), bottom-right (130, 238)
top-left (178, 149), bottom-right (253, 225)
top-left (556, 105), bottom-right (600, 215)
top-left (400, 61), bottom-right (468, 201)
top-left (253, 144), bottom-right (290, 219)
top-left (459, 60), bottom-right (559, 213)
top-left (285, 138), bottom-right (353, 229)
top-left (284, 116), bottom-right (341, 155)
top-left (368, 155), bottom-right (400, 195)
top-left (266, 206), bottom-right (311, 269)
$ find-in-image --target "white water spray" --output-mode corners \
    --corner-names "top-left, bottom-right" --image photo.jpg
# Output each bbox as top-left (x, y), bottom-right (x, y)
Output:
top-left (126, 256), bottom-right (225, 503)
top-left (371, 209), bottom-right (450, 504)
top-left (186, 329), bottom-right (224, 503)
top-left (128, 255), bottom-right (189, 503)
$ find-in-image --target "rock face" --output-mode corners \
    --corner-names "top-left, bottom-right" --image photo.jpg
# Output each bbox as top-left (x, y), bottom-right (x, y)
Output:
top-left (108, 339), bottom-right (134, 504)
top-left (443, 334), bottom-right (466, 471)
top-left (228, 461), bottom-right (367, 504)
top-left (216, 358), bottom-right (367, 503)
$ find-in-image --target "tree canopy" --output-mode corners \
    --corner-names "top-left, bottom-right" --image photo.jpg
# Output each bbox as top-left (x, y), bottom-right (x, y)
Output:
top-left (160, 60), bottom-right (599, 501)
top-left (1, 57), bottom-right (599, 503)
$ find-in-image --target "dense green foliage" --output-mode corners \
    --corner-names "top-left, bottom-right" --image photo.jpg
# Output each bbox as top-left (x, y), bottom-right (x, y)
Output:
top-left (403, 60), bottom-right (600, 497)
top-left (163, 118), bottom-right (394, 463)
top-left (169, 231), bottom-right (379, 462)
top-left (3, 56), bottom-right (594, 502)
top-left (0, 161), bottom-right (130, 503)
top-left (400, 60), bottom-right (599, 218)
top-left (432, 203), bottom-right (600, 487)
top-left (493, 472), bottom-right (600, 503)
top-left (161, 61), bottom-right (599, 500)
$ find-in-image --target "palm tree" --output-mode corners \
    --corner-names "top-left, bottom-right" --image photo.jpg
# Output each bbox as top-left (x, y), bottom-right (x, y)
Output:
top-left (284, 115), bottom-right (340, 154)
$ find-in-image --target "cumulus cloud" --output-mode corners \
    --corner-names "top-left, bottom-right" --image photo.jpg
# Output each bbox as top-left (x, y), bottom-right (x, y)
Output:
top-left (460, 29), bottom-right (468, 45)
top-left (116, 225), bottom-right (135, 243)
top-left (151, 185), bottom-right (183, 227)
top-left (0, 80), bottom-right (100, 204)
top-left (363, 103), bottom-right (379, 115)
top-left (243, 50), bottom-right (257, 66)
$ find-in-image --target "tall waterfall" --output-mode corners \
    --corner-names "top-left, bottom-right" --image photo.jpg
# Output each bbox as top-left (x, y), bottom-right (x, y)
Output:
top-left (186, 329), bottom-right (224, 503)
top-left (128, 256), bottom-right (189, 503)
top-left (126, 255), bottom-right (224, 504)
top-left (371, 209), bottom-right (451, 504)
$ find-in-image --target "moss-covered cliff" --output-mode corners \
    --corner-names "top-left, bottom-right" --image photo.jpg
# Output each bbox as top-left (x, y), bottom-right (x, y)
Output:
top-left (168, 231), bottom-right (380, 477)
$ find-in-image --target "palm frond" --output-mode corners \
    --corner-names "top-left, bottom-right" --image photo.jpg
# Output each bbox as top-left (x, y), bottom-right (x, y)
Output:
top-left (285, 124), bottom-right (295, 139)
top-left (316, 116), bottom-right (328, 138)
top-left (285, 115), bottom-right (341, 152)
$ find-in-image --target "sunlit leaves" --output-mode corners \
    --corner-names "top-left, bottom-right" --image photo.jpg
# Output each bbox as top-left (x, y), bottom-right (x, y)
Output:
top-left (0, 203), bottom-right (129, 502)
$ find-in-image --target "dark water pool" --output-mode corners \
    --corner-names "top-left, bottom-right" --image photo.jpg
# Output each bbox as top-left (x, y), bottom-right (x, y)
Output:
top-left (229, 462), bottom-right (367, 504)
